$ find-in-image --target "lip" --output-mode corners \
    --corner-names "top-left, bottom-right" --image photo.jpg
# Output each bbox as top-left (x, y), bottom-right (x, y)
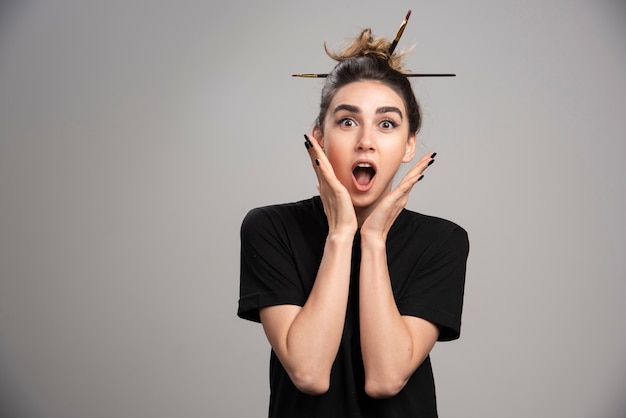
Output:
top-left (351, 159), bottom-right (377, 192)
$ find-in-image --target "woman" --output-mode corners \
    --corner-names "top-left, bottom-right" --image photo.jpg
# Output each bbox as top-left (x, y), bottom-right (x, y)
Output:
top-left (238, 24), bottom-right (469, 418)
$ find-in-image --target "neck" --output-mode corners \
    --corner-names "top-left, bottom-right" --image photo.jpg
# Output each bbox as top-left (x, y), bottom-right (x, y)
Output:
top-left (355, 206), bottom-right (374, 228)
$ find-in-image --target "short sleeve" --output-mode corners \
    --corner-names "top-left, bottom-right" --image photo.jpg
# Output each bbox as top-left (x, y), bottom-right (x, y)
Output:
top-left (396, 226), bottom-right (469, 341)
top-left (237, 207), bottom-right (307, 323)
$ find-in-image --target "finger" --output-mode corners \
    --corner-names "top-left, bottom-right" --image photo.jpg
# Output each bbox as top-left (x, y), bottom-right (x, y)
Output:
top-left (304, 133), bottom-right (346, 191)
top-left (408, 151), bottom-right (437, 179)
top-left (304, 134), bottom-right (332, 182)
top-left (304, 133), bottom-right (335, 175)
top-left (314, 154), bottom-right (345, 191)
top-left (303, 134), bottom-right (320, 168)
top-left (412, 151), bottom-right (436, 170)
top-left (304, 133), bottom-right (326, 162)
top-left (392, 152), bottom-right (437, 198)
top-left (304, 134), bottom-right (328, 188)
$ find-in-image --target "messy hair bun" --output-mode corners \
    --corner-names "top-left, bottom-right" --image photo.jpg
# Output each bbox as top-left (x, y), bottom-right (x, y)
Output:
top-left (324, 28), bottom-right (411, 73)
top-left (316, 29), bottom-right (421, 135)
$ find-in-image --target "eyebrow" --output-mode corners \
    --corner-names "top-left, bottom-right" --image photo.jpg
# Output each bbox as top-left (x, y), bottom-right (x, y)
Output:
top-left (333, 104), bottom-right (403, 120)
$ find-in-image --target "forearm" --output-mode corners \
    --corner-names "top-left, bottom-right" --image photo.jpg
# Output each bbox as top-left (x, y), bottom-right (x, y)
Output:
top-left (358, 235), bottom-right (435, 398)
top-left (272, 232), bottom-right (354, 393)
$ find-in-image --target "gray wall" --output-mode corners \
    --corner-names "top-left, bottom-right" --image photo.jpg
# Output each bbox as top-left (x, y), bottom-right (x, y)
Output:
top-left (1, 1), bottom-right (625, 417)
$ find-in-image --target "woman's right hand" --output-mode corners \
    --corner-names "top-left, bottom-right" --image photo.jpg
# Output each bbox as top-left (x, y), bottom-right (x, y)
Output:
top-left (256, 134), bottom-right (357, 395)
top-left (304, 133), bottom-right (358, 237)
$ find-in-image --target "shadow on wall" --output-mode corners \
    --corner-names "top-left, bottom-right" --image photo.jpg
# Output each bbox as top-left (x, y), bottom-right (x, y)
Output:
top-left (0, 337), bottom-right (46, 418)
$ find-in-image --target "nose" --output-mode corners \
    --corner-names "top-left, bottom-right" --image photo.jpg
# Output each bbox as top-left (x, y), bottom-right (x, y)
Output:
top-left (356, 127), bottom-right (375, 151)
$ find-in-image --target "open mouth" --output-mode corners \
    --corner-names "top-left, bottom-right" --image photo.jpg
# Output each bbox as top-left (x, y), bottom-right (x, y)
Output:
top-left (352, 162), bottom-right (376, 189)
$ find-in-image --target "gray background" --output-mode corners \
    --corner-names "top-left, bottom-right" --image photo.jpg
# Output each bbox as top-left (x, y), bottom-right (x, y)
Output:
top-left (1, 1), bottom-right (625, 417)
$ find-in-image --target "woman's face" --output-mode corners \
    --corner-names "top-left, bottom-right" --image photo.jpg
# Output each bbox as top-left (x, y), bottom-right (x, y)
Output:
top-left (315, 80), bottom-right (416, 212)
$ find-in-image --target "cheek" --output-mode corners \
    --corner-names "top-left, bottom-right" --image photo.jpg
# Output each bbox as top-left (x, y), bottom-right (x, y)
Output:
top-left (379, 141), bottom-right (411, 168)
top-left (324, 144), bottom-right (352, 176)
top-left (324, 147), bottom-right (344, 169)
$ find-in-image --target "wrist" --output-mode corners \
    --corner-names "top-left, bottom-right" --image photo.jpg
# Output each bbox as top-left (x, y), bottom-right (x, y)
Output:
top-left (326, 229), bottom-right (356, 245)
top-left (359, 231), bottom-right (387, 249)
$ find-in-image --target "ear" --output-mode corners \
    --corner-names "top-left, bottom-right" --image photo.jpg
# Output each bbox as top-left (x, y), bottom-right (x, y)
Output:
top-left (312, 126), bottom-right (324, 148)
top-left (402, 133), bottom-right (417, 163)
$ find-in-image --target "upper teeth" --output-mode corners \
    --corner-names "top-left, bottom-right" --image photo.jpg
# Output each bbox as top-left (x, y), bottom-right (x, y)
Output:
top-left (357, 163), bottom-right (372, 168)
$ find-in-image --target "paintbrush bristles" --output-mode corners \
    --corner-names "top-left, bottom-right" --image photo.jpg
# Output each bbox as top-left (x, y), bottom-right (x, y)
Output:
top-left (388, 9), bottom-right (411, 56)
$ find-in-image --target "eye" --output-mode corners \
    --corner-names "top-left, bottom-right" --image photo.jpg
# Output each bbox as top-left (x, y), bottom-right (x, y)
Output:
top-left (380, 119), bottom-right (397, 129)
top-left (338, 118), bottom-right (356, 127)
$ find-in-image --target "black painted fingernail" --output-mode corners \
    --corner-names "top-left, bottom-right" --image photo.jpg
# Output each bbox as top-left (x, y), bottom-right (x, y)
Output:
top-left (304, 134), bottom-right (313, 148)
top-left (418, 174), bottom-right (424, 182)
top-left (315, 158), bottom-right (320, 166)
top-left (430, 152), bottom-right (437, 159)
top-left (428, 159), bottom-right (435, 166)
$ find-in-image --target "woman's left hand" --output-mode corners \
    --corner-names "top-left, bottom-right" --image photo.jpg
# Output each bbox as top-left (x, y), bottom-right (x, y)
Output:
top-left (360, 152), bottom-right (436, 241)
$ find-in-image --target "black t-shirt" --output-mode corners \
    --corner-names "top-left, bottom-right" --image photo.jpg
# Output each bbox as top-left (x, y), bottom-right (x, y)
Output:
top-left (238, 196), bottom-right (469, 418)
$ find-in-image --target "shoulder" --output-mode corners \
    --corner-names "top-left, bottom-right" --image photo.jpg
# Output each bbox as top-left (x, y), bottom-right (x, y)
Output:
top-left (397, 209), bottom-right (467, 237)
top-left (241, 196), bottom-right (326, 236)
top-left (392, 210), bottom-right (469, 254)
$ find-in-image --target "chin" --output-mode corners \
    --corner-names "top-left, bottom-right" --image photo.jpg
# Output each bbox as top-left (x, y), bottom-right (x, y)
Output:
top-left (350, 191), bottom-right (383, 209)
